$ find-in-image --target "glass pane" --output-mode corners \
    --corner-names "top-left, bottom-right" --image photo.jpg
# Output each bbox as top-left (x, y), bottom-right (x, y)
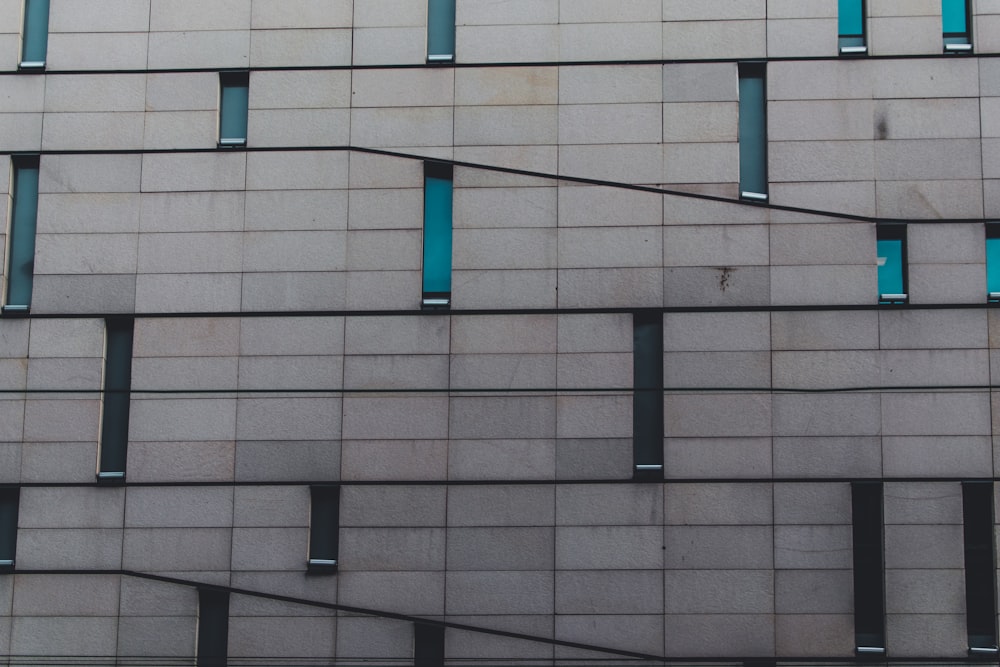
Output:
top-left (99, 319), bottom-right (133, 475)
top-left (738, 66), bottom-right (767, 197)
top-left (987, 238), bottom-right (1000, 294)
top-left (963, 482), bottom-right (997, 646)
top-left (427, 0), bottom-right (456, 59)
top-left (219, 80), bottom-right (249, 142)
top-left (422, 172), bottom-right (453, 295)
top-left (7, 161), bottom-right (39, 308)
top-left (0, 489), bottom-right (17, 562)
top-left (943, 0), bottom-right (968, 34)
top-left (877, 239), bottom-right (904, 296)
top-left (852, 482), bottom-right (885, 648)
top-left (309, 486), bottom-right (340, 562)
top-left (633, 312), bottom-right (663, 477)
top-left (839, 0), bottom-right (864, 36)
top-left (21, 0), bottom-right (50, 64)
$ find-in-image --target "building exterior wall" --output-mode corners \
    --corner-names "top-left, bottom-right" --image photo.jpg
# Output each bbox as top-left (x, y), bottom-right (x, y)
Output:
top-left (0, 0), bottom-right (998, 664)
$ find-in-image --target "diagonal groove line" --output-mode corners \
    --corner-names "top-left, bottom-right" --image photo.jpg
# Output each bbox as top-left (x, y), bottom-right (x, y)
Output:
top-left (5, 144), bottom-right (994, 224)
top-left (15, 569), bottom-right (667, 662)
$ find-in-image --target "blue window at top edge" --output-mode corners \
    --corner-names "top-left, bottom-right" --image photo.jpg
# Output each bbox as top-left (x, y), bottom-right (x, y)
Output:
top-left (943, 0), bottom-right (971, 49)
top-left (20, 0), bottom-right (50, 68)
top-left (838, 0), bottom-right (866, 50)
top-left (427, 0), bottom-right (456, 61)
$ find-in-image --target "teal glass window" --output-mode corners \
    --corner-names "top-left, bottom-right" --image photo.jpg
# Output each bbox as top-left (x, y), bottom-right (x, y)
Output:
top-left (838, 0), bottom-right (867, 53)
top-left (197, 588), bottom-right (229, 667)
top-left (5, 155), bottom-right (39, 313)
top-left (422, 161), bottom-right (453, 308)
top-left (738, 63), bottom-right (767, 202)
top-left (20, 0), bottom-right (49, 69)
top-left (943, 0), bottom-right (972, 50)
top-left (308, 485), bottom-right (340, 573)
top-left (877, 225), bottom-right (907, 304)
top-left (962, 482), bottom-right (997, 651)
top-left (633, 311), bottom-right (664, 481)
top-left (427, 0), bottom-right (456, 62)
top-left (852, 482), bottom-right (885, 653)
top-left (98, 318), bottom-right (134, 482)
top-left (0, 487), bottom-right (18, 572)
top-left (987, 225), bottom-right (1000, 302)
top-left (414, 623), bottom-right (445, 667)
top-left (219, 71), bottom-right (249, 146)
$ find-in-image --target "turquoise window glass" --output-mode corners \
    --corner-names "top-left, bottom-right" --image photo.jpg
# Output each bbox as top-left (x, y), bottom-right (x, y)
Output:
top-left (987, 230), bottom-right (1000, 299)
top-left (738, 63), bottom-right (767, 200)
top-left (427, 0), bottom-right (456, 61)
top-left (988, 238), bottom-right (1000, 295)
top-left (877, 239), bottom-right (904, 299)
top-left (0, 487), bottom-right (17, 570)
top-left (20, 0), bottom-right (50, 68)
top-left (422, 162), bottom-right (453, 303)
top-left (943, 0), bottom-right (968, 34)
top-left (98, 318), bottom-right (134, 481)
top-left (6, 156), bottom-right (39, 311)
top-left (219, 72), bottom-right (249, 145)
top-left (839, 0), bottom-right (864, 36)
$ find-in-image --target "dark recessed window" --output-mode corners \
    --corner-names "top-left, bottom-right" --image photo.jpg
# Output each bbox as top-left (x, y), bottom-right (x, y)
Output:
top-left (852, 481), bottom-right (885, 655)
top-left (308, 485), bottom-right (340, 573)
top-left (197, 588), bottom-right (230, 667)
top-left (414, 622), bottom-right (445, 667)
top-left (633, 310), bottom-right (663, 481)
top-left (98, 318), bottom-right (134, 483)
top-left (962, 482), bottom-right (997, 653)
top-left (0, 487), bottom-right (18, 572)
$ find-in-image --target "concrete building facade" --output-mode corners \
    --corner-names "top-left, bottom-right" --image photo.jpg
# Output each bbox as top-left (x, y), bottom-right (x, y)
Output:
top-left (1, 0), bottom-right (1000, 664)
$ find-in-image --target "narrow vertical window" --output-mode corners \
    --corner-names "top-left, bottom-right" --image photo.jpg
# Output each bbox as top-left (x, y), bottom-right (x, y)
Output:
top-left (427, 0), bottom-right (456, 62)
top-left (962, 482), bottom-right (998, 653)
top-left (422, 161), bottom-right (453, 309)
top-left (0, 487), bottom-right (18, 572)
top-left (877, 225), bottom-right (907, 305)
top-left (197, 588), bottom-right (230, 667)
top-left (219, 71), bottom-right (249, 147)
top-left (852, 481), bottom-right (885, 654)
top-left (839, 0), bottom-right (867, 54)
top-left (5, 155), bottom-right (39, 313)
top-left (414, 623), bottom-right (445, 667)
top-left (308, 485), bottom-right (340, 572)
top-left (633, 310), bottom-right (663, 481)
top-left (98, 317), bottom-right (134, 482)
top-left (987, 224), bottom-right (1000, 303)
top-left (738, 62), bottom-right (767, 202)
top-left (943, 0), bottom-right (972, 51)
top-left (19, 0), bottom-right (50, 69)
